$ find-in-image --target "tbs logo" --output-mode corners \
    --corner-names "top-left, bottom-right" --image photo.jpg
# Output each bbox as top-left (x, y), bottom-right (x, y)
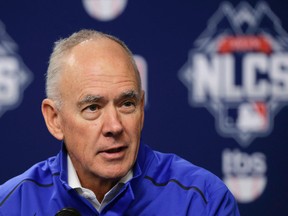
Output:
top-left (179, 2), bottom-right (288, 146)
top-left (222, 148), bottom-right (267, 203)
top-left (0, 21), bottom-right (32, 118)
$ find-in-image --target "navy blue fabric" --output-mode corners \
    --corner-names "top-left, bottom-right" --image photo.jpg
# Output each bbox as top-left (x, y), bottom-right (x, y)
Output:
top-left (0, 143), bottom-right (239, 215)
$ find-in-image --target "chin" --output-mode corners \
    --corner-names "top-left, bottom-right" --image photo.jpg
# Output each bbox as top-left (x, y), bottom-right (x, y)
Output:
top-left (102, 165), bottom-right (130, 180)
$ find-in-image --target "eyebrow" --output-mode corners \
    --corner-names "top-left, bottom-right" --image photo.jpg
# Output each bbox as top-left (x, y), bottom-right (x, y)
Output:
top-left (116, 90), bottom-right (140, 102)
top-left (77, 90), bottom-right (141, 108)
top-left (77, 95), bottom-right (104, 108)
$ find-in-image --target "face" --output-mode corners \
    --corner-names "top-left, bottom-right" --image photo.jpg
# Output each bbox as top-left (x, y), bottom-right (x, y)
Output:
top-left (48, 38), bottom-right (144, 185)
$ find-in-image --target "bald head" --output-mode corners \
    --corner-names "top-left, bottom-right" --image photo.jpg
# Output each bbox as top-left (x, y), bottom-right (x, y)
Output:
top-left (46, 29), bottom-right (141, 108)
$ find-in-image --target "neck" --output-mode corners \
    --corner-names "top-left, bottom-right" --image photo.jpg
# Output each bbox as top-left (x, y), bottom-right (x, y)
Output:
top-left (80, 178), bottom-right (118, 203)
top-left (67, 155), bottom-right (120, 203)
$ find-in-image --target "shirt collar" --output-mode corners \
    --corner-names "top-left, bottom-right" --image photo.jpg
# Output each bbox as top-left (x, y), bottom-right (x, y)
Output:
top-left (67, 155), bottom-right (82, 189)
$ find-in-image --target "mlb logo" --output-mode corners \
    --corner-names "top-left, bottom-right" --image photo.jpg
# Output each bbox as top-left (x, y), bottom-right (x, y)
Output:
top-left (220, 102), bottom-right (269, 145)
top-left (222, 102), bottom-right (269, 133)
top-left (235, 102), bottom-right (268, 133)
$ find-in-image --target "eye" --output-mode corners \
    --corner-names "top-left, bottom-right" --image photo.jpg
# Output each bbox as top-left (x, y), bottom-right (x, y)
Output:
top-left (120, 100), bottom-right (137, 113)
top-left (84, 104), bottom-right (99, 112)
top-left (81, 104), bottom-right (101, 120)
top-left (123, 101), bottom-right (136, 107)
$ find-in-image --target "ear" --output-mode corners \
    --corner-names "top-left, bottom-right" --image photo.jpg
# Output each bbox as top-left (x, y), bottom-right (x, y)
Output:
top-left (41, 98), bottom-right (64, 140)
top-left (140, 90), bottom-right (145, 130)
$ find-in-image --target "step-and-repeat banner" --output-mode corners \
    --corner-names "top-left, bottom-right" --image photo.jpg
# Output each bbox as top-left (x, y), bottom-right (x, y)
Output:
top-left (0, 0), bottom-right (287, 215)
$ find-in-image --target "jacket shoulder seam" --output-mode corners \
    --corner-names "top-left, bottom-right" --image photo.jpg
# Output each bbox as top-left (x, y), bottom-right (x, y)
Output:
top-left (144, 175), bottom-right (208, 204)
top-left (0, 175), bottom-right (59, 207)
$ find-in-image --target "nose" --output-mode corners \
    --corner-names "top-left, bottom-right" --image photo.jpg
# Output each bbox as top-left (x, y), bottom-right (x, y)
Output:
top-left (102, 105), bottom-right (123, 137)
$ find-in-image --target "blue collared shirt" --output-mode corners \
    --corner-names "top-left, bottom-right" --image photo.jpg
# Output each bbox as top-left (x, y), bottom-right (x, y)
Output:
top-left (0, 143), bottom-right (240, 215)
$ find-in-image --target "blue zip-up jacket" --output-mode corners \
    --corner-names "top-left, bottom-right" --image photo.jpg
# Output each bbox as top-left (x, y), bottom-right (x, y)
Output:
top-left (0, 143), bottom-right (240, 215)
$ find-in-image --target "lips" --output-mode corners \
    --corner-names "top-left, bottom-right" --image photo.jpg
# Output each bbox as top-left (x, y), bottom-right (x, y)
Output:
top-left (104, 146), bottom-right (127, 153)
top-left (98, 146), bottom-right (128, 160)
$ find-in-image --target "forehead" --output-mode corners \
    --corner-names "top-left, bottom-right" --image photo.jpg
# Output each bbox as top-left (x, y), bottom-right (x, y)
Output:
top-left (67, 38), bottom-right (133, 70)
top-left (59, 38), bottom-right (139, 99)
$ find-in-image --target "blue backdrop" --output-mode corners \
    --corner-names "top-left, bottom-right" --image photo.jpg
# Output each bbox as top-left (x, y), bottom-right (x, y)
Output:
top-left (0, 0), bottom-right (287, 215)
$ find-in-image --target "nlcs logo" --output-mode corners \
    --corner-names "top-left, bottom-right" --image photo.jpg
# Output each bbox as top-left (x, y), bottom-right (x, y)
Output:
top-left (0, 21), bottom-right (33, 118)
top-left (179, 2), bottom-right (288, 146)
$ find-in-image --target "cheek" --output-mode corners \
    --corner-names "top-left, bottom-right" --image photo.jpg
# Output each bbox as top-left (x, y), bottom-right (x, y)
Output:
top-left (61, 116), bottom-right (92, 150)
top-left (134, 115), bottom-right (144, 136)
top-left (62, 118), bottom-right (81, 139)
top-left (64, 123), bottom-right (99, 165)
top-left (61, 110), bottom-right (92, 137)
top-left (129, 112), bottom-right (143, 129)
top-left (125, 116), bottom-right (142, 152)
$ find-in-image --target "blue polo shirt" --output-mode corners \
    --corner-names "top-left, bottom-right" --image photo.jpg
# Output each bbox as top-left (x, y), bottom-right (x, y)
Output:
top-left (0, 143), bottom-right (240, 215)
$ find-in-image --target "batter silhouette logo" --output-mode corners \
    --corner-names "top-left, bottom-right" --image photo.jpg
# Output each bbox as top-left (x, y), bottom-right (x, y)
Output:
top-left (179, 2), bottom-right (288, 146)
top-left (0, 21), bottom-right (33, 118)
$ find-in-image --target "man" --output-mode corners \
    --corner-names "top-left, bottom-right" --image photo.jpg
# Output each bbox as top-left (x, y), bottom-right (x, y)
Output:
top-left (0, 29), bottom-right (240, 215)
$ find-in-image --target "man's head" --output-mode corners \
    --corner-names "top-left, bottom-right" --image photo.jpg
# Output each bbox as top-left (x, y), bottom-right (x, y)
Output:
top-left (41, 29), bottom-right (144, 188)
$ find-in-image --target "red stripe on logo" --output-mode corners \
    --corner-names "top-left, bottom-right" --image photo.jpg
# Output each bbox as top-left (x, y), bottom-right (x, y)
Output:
top-left (218, 36), bottom-right (272, 53)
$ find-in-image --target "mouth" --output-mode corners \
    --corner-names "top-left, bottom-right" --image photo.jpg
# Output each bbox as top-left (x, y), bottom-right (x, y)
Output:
top-left (104, 146), bottom-right (127, 153)
top-left (98, 146), bottom-right (128, 160)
